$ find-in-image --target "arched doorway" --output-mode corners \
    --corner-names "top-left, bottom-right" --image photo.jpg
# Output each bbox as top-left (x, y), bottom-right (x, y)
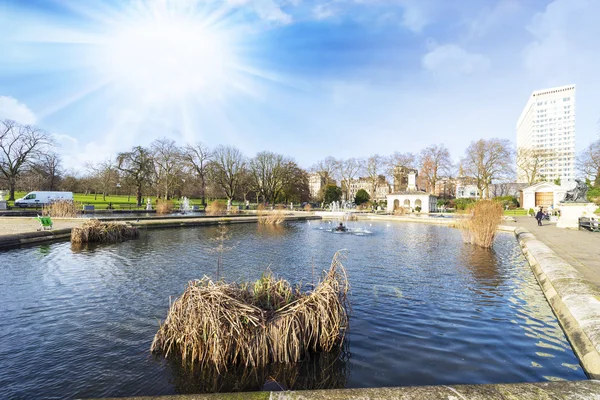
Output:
top-left (403, 199), bottom-right (411, 208)
top-left (393, 199), bottom-right (400, 210)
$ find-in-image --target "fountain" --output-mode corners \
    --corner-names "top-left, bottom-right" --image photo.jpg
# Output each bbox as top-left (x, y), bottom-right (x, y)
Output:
top-left (180, 197), bottom-right (192, 214)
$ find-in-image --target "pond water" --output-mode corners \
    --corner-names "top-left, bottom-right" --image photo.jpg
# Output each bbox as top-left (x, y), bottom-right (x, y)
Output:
top-left (0, 220), bottom-right (586, 399)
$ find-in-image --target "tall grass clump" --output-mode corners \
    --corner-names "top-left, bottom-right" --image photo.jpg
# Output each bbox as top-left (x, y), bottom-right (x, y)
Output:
top-left (150, 252), bottom-right (350, 371)
top-left (156, 199), bottom-right (174, 215)
top-left (393, 207), bottom-right (407, 216)
top-left (205, 200), bottom-right (227, 216)
top-left (458, 200), bottom-right (503, 248)
top-left (257, 204), bottom-right (286, 224)
top-left (43, 200), bottom-right (80, 218)
top-left (303, 203), bottom-right (312, 212)
top-left (71, 219), bottom-right (139, 244)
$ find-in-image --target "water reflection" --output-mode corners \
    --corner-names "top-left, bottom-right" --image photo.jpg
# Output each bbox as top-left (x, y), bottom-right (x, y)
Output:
top-left (0, 221), bottom-right (586, 399)
top-left (167, 348), bottom-right (349, 393)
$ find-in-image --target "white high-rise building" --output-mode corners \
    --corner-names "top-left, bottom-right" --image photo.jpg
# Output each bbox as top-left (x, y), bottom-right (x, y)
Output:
top-left (516, 84), bottom-right (576, 183)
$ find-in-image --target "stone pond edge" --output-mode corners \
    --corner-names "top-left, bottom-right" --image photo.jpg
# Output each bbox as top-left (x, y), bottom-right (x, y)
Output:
top-left (86, 380), bottom-right (600, 399)
top-left (515, 226), bottom-right (600, 380)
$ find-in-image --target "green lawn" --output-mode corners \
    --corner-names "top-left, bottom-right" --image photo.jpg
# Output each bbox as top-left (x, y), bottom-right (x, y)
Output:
top-left (7, 192), bottom-right (207, 210)
top-left (503, 209), bottom-right (529, 216)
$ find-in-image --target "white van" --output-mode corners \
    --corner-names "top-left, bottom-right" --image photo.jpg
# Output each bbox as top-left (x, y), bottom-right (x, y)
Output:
top-left (14, 191), bottom-right (74, 208)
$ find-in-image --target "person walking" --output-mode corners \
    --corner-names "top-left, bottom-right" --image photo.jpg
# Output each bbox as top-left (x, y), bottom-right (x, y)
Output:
top-left (535, 207), bottom-right (544, 226)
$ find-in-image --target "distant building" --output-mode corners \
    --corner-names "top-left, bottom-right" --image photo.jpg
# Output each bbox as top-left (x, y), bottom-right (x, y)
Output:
top-left (433, 177), bottom-right (455, 198)
top-left (343, 175), bottom-right (390, 202)
top-left (520, 182), bottom-right (567, 210)
top-left (393, 166), bottom-right (418, 192)
top-left (455, 176), bottom-right (481, 199)
top-left (516, 85), bottom-right (576, 184)
top-left (488, 183), bottom-right (528, 199)
top-left (386, 168), bottom-right (437, 213)
top-left (308, 172), bottom-right (336, 201)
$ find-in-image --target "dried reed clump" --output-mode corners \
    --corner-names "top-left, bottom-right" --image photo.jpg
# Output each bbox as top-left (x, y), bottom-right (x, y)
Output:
top-left (71, 219), bottom-right (139, 244)
top-left (151, 252), bottom-right (350, 371)
top-left (205, 200), bottom-right (227, 216)
top-left (347, 213), bottom-right (358, 221)
top-left (257, 205), bottom-right (286, 224)
top-left (393, 207), bottom-right (407, 216)
top-left (43, 200), bottom-right (80, 218)
top-left (156, 199), bottom-right (174, 215)
top-left (458, 200), bottom-right (503, 248)
top-left (303, 203), bottom-right (312, 212)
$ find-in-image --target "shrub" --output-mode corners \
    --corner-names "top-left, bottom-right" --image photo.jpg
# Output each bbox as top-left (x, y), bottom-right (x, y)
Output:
top-left (71, 219), bottom-right (139, 244)
top-left (354, 189), bottom-right (370, 205)
top-left (206, 200), bottom-right (227, 216)
top-left (494, 196), bottom-right (519, 209)
top-left (437, 199), bottom-right (450, 207)
top-left (415, 206), bottom-right (421, 213)
top-left (303, 203), bottom-right (312, 212)
top-left (258, 204), bottom-right (286, 224)
top-left (458, 200), bottom-right (503, 248)
top-left (322, 184), bottom-right (342, 204)
top-left (156, 199), bottom-right (174, 215)
top-left (151, 252), bottom-right (350, 371)
top-left (43, 200), bottom-right (80, 218)
top-left (455, 198), bottom-right (477, 210)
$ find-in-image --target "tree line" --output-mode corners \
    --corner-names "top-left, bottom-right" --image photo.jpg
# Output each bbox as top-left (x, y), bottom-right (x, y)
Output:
top-left (2, 118), bottom-right (600, 203)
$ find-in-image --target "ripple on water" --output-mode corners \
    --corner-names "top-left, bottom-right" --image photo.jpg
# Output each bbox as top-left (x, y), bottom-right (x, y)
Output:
top-left (0, 221), bottom-right (586, 398)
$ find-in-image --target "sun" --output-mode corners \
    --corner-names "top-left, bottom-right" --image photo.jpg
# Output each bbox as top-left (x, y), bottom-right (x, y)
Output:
top-left (100, 15), bottom-right (236, 100)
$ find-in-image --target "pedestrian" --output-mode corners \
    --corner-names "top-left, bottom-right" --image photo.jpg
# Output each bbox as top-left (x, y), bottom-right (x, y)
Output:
top-left (535, 207), bottom-right (544, 226)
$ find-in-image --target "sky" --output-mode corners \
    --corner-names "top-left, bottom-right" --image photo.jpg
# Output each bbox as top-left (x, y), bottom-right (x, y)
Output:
top-left (0, 0), bottom-right (599, 171)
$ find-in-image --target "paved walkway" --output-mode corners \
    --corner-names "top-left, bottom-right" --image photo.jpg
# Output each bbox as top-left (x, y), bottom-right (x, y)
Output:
top-left (0, 217), bottom-right (83, 235)
top-left (505, 216), bottom-right (600, 288)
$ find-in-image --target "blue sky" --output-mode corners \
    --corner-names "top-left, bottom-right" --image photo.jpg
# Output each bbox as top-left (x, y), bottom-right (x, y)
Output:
top-left (0, 0), bottom-right (599, 171)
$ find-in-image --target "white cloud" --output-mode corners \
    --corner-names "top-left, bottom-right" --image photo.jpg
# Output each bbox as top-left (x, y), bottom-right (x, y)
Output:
top-left (313, 3), bottom-right (337, 20)
top-left (0, 96), bottom-right (37, 125)
top-left (422, 44), bottom-right (491, 76)
top-left (467, 0), bottom-right (523, 38)
top-left (52, 132), bottom-right (116, 170)
top-left (227, 0), bottom-right (292, 24)
top-left (397, 0), bottom-right (429, 33)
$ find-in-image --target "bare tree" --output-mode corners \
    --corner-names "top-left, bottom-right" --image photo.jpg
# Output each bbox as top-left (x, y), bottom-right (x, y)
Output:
top-left (0, 120), bottom-right (52, 200)
top-left (385, 151), bottom-right (416, 183)
top-left (249, 151), bottom-right (291, 203)
top-left (336, 157), bottom-right (362, 200)
top-left (87, 159), bottom-right (118, 201)
top-left (311, 156), bottom-right (339, 181)
top-left (182, 142), bottom-right (213, 206)
top-left (516, 148), bottom-right (556, 185)
top-left (578, 139), bottom-right (600, 186)
top-left (151, 138), bottom-right (182, 199)
top-left (364, 154), bottom-right (385, 197)
top-left (209, 145), bottom-right (246, 201)
top-left (418, 144), bottom-right (453, 194)
top-left (281, 161), bottom-right (310, 203)
top-left (117, 146), bottom-right (154, 206)
top-left (461, 138), bottom-right (514, 199)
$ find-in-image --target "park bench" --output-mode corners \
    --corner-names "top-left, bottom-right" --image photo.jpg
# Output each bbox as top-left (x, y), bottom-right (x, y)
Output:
top-left (35, 215), bottom-right (53, 231)
top-left (579, 217), bottom-right (600, 232)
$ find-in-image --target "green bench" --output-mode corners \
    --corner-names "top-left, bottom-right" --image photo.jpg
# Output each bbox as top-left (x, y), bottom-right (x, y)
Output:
top-left (579, 217), bottom-right (600, 232)
top-left (35, 216), bottom-right (53, 231)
